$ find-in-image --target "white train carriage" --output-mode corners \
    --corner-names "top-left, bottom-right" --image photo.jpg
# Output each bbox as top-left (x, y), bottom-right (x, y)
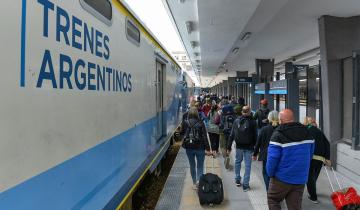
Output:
top-left (0, 0), bottom-right (192, 209)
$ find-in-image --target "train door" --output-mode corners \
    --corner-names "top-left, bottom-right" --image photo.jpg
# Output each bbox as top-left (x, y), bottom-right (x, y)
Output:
top-left (156, 61), bottom-right (164, 141)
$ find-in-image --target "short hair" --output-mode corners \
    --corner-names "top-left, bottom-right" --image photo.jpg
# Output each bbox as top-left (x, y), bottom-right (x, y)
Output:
top-left (242, 106), bottom-right (251, 115)
top-left (188, 107), bottom-right (200, 120)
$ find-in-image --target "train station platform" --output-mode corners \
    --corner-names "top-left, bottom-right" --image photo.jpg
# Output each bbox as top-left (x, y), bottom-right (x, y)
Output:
top-left (155, 146), bottom-right (360, 210)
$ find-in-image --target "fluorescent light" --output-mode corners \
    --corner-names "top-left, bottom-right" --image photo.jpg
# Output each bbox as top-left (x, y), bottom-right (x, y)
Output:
top-left (299, 79), bottom-right (307, 82)
top-left (232, 47), bottom-right (239, 54)
top-left (185, 21), bottom-right (193, 34)
top-left (241, 32), bottom-right (252, 41)
top-left (190, 41), bottom-right (198, 48)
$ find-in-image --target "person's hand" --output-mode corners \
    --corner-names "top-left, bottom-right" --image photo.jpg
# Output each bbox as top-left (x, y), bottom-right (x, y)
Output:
top-left (324, 159), bottom-right (331, 166)
top-left (252, 155), bottom-right (257, 161)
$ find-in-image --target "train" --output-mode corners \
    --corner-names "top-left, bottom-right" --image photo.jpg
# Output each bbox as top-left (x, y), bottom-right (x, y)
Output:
top-left (0, 0), bottom-right (194, 209)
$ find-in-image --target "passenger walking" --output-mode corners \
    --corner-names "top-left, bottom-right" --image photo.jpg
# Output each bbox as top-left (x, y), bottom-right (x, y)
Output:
top-left (220, 99), bottom-right (236, 166)
top-left (267, 109), bottom-right (315, 210)
top-left (252, 110), bottom-right (279, 191)
top-left (202, 98), bottom-right (212, 117)
top-left (303, 117), bottom-right (331, 204)
top-left (195, 102), bottom-right (207, 122)
top-left (180, 107), bottom-right (211, 190)
top-left (254, 99), bottom-right (270, 129)
top-left (227, 106), bottom-right (257, 191)
top-left (207, 104), bottom-right (221, 155)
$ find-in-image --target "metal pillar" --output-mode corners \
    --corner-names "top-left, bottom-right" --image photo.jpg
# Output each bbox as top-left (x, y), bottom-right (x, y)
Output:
top-left (275, 72), bottom-right (280, 111)
top-left (285, 62), bottom-right (300, 122)
top-left (251, 74), bottom-right (260, 110)
top-left (307, 67), bottom-right (317, 119)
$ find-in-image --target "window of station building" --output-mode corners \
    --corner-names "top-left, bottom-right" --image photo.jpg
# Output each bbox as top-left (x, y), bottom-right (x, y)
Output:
top-left (126, 19), bottom-right (141, 46)
top-left (80, 0), bottom-right (112, 25)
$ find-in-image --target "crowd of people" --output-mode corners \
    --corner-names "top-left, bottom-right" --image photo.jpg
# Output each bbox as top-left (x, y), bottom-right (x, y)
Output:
top-left (179, 92), bottom-right (331, 210)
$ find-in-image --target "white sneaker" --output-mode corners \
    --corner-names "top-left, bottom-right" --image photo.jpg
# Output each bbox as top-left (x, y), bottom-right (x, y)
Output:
top-left (192, 184), bottom-right (198, 190)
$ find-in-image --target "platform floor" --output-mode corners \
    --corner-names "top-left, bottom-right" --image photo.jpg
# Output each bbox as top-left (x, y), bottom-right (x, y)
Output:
top-left (155, 146), bottom-right (358, 210)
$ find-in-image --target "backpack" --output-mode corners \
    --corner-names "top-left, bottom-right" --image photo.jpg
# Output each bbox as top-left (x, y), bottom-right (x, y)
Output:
top-left (184, 120), bottom-right (202, 146)
top-left (224, 115), bottom-right (235, 130)
top-left (234, 118), bottom-right (253, 145)
top-left (257, 108), bottom-right (270, 128)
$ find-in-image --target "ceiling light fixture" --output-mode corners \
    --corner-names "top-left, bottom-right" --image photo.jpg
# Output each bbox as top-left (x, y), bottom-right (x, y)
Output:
top-left (241, 32), bottom-right (252, 41)
top-left (232, 47), bottom-right (239, 54)
top-left (185, 21), bottom-right (194, 34)
top-left (190, 41), bottom-right (198, 48)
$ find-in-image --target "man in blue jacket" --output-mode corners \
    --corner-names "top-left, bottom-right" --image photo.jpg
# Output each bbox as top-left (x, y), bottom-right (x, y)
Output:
top-left (266, 109), bottom-right (314, 210)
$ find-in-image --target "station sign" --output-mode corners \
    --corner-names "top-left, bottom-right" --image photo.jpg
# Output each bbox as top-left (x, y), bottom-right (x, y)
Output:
top-left (269, 80), bottom-right (287, 94)
top-left (235, 77), bottom-right (252, 84)
top-left (255, 83), bottom-right (265, 94)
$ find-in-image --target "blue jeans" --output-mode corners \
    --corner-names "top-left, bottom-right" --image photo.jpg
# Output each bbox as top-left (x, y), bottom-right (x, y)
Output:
top-left (186, 149), bottom-right (205, 184)
top-left (262, 160), bottom-right (270, 191)
top-left (235, 149), bottom-right (252, 188)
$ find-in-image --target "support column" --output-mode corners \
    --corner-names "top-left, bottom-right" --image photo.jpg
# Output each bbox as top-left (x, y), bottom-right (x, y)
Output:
top-left (256, 59), bottom-right (274, 110)
top-left (285, 62), bottom-right (300, 122)
top-left (275, 72), bottom-right (280, 111)
top-left (251, 74), bottom-right (260, 110)
top-left (319, 16), bottom-right (360, 173)
top-left (307, 68), bottom-right (317, 119)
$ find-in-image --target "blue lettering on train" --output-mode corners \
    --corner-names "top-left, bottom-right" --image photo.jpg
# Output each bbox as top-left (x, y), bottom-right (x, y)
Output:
top-left (32, 0), bottom-right (132, 92)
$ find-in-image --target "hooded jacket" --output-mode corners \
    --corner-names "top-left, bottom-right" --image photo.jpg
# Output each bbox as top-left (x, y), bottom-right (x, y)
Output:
top-left (266, 122), bottom-right (314, 185)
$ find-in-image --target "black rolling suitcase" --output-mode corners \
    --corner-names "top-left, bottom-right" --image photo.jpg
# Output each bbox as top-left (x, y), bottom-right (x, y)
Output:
top-left (197, 130), bottom-right (224, 205)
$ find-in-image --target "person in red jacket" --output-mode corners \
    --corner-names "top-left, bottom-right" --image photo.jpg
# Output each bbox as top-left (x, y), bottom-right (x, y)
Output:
top-left (202, 98), bottom-right (212, 117)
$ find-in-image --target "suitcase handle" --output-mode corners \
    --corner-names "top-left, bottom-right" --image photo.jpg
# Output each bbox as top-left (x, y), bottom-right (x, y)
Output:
top-left (205, 126), bottom-right (215, 174)
top-left (324, 166), bottom-right (343, 192)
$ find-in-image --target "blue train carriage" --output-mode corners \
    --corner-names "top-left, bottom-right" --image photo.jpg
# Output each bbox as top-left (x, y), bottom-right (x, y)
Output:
top-left (0, 0), bottom-right (192, 209)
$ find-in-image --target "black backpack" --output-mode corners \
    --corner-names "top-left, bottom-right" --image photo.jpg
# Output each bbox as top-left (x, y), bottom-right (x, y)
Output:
top-left (234, 118), bottom-right (253, 145)
top-left (198, 173), bottom-right (224, 205)
top-left (223, 114), bottom-right (235, 130)
top-left (184, 120), bottom-right (202, 146)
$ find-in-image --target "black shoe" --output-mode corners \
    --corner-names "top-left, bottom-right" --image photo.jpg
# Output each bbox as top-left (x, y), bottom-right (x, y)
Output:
top-left (308, 196), bottom-right (319, 204)
top-left (235, 180), bottom-right (241, 187)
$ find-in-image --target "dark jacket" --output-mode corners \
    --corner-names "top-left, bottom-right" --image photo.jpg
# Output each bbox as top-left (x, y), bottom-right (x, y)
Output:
top-left (266, 122), bottom-right (315, 185)
top-left (254, 107), bottom-right (270, 128)
top-left (308, 125), bottom-right (330, 160)
top-left (181, 118), bottom-right (210, 150)
top-left (227, 115), bottom-right (257, 150)
top-left (254, 124), bottom-right (278, 161)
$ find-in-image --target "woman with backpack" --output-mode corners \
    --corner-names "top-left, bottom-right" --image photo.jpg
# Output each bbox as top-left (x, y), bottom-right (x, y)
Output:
top-left (181, 107), bottom-right (211, 190)
top-left (252, 110), bottom-right (279, 191)
top-left (207, 103), bottom-right (221, 156)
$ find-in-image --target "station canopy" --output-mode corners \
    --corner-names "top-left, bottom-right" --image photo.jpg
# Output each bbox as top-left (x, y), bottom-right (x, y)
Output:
top-left (162, 0), bottom-right (360, 87)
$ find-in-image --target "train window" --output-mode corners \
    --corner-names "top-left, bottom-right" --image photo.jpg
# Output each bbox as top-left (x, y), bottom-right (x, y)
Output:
top-left (80, 0), bottom-right (112, 25)
top-left (126, 19), bottom-right (141, 46)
